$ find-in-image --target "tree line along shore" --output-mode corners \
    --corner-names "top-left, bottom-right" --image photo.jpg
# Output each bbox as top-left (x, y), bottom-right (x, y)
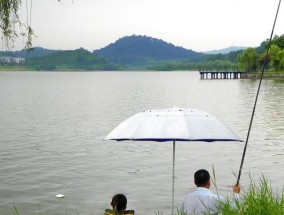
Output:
top-left (0, 35), bottom-right (284, 77)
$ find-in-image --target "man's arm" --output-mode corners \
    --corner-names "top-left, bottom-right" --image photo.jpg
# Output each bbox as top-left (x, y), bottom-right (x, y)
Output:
top-left (232, 184), bottom-right (241, 201)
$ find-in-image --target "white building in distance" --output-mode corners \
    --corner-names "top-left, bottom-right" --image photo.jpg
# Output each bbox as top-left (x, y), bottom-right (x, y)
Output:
top-left (0, 56), bottom-right (25, 64)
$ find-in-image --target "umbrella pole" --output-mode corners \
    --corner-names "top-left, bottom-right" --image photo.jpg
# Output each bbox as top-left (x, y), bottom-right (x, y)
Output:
top-left (171, 141), bottom-right (175, 215)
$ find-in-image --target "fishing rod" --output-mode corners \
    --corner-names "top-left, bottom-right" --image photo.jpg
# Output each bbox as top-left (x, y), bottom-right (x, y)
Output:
top-left (236, 0), bottom-right (282, 186)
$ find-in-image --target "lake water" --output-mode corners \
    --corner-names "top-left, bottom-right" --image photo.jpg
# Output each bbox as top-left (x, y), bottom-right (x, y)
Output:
top-left (0, 71), bottom-right (283, 215)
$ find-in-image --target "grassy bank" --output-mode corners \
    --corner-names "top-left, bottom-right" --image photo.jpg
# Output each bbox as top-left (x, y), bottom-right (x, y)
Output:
top-left (0, 65), bottom-right (31, 71)
top-left (241, 70), bottom-right (284, 79)
top-left (220, 176), bottom-right (284, 214)
top-left (155, 175), bottom-right (284, 215)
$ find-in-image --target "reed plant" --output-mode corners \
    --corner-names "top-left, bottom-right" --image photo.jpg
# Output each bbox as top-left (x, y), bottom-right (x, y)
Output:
top-left (220, 175), bottom-right (284, 215)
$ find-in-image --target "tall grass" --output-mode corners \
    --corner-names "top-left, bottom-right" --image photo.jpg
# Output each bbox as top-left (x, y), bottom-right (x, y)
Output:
top-left (220, 175), bottom-right (284, 215)
top-left (13, 203), bottom-right (19, 215)
top-left (155, 174), bottom-right (284, 215)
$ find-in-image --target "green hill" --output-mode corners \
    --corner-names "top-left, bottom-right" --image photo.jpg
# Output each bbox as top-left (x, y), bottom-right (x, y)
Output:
top-left (94, 35), bottom-right (205, 69)
top-left (26, 48), bottom-right (122, 71)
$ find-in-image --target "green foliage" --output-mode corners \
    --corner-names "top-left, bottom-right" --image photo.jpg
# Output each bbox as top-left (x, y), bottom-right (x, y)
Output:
top-left (269, 44), bottom-right (282, 71)
top-left (200, 60), bottom-right (238, 72)
top-left (237, 48), bottom-right (258, 72)
top-left (25, 48), bottom-right (123, 71)
top-left (155, 175), bottom-right (284, 215)
top-left (13, 203), bottom-right (19, 215)
top-left (277, 50), bottom-right (284, 65)
top-left (0, 0), bottom-right (63, 49)
top-left (226, 50), bottom-right (244, 62)
top-left (148, 61), bottom-right (198, 71)
top-left (0, 0), bottom-right (36, 50)
top-left (151, 35), bottom-right (284, 72)
top-left (238, 34), bottom-right (284, 72)
top-left (220, 176), bottom-right (284, 215)
top-left (0, 0), bottom-right (22, 48)
top-left (148, 60), bottom-right (238, 72)
top-left (205, 54), bottom-right (226, 61)
top-left (271, 35), bottom-right (284, 49)
top-left (204, 50), bottom-right (242, 63)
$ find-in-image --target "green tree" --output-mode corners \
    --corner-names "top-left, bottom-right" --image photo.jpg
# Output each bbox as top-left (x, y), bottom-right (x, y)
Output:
top-left (269, 44), bottom-right (281, 71)
top-left (0, 0), bottom-right (23, 48)
top-left (237, 48), bottom-right (257, 72)
top-left (0, 0), bottom-right (60, 50)
top-left (271, 34), bottom-right (284, 49)
top-left (277, 49), bottom-right (284, 69)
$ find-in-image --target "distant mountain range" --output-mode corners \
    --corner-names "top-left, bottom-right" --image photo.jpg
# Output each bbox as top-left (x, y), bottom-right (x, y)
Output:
top-left (203, 46), bottom-right (247, 54)
top-left (0, 47), bottom-right (57, 58)
top-left (0, 35), bottom-right (248, 70)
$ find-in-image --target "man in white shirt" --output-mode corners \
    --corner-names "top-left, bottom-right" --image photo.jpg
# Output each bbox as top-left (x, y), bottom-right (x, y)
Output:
top-left (182, 169), bottom-right (240, 215)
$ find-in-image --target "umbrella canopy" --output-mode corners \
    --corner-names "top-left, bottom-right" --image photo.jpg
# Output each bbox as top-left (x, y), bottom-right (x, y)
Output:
top-left (106, 107), bottom-right (240, 142)
top-left (105, 107), bottom-right (242, 215)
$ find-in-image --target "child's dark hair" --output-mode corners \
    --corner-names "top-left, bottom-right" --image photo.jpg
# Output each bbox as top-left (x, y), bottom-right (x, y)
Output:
top-left (111, 194), bottom-right (127, 213)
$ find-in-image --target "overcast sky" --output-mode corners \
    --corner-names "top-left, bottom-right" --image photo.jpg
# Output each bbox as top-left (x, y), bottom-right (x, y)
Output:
top-left (14, 0), bottom-right (284, 52)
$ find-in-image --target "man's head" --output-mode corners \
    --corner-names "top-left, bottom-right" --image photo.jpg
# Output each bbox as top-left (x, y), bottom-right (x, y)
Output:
top-left (194, 169), bottom-right (211, 188)
top-left (111, 194), bottom-right (127, 213)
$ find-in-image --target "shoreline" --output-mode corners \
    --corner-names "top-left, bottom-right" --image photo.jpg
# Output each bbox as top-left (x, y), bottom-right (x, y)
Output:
top-left (240, 72), bottom-right (284, 79)
top-left (1, 69), bottom-right (284, 80)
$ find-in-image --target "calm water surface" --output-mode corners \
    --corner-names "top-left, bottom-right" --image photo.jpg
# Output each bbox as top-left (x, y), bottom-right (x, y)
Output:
top-left (0, 71), bottom-right (283, 215)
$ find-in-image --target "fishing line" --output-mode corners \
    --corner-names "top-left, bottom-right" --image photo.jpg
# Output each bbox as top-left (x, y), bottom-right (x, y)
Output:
top-left (236, 0), bottom-right (282, 185)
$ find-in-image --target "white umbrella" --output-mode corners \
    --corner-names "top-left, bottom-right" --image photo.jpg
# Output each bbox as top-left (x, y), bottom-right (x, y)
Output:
top-left (105, 107), bottom-right (242, 215)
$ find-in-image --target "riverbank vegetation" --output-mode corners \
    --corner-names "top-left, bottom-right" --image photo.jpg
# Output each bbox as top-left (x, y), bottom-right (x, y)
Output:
top-left (237, 35), bottom-right (284, 73)
top-left (0, 48), bottom-right (124, 71)
top-left (155, 175), bottom-right (284, 215)
top-left (1, 35), bottom-right (284, 74)
top-left (220, 176), bottom-right (284, 215)
top-left (150, 35), bottom-right (284, 74)
top-left (25, 48), bottom-right (124, 71)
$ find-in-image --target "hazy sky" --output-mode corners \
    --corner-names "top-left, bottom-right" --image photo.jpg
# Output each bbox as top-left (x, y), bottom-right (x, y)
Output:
top-left (14, 0), bottom-right (284, 52)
